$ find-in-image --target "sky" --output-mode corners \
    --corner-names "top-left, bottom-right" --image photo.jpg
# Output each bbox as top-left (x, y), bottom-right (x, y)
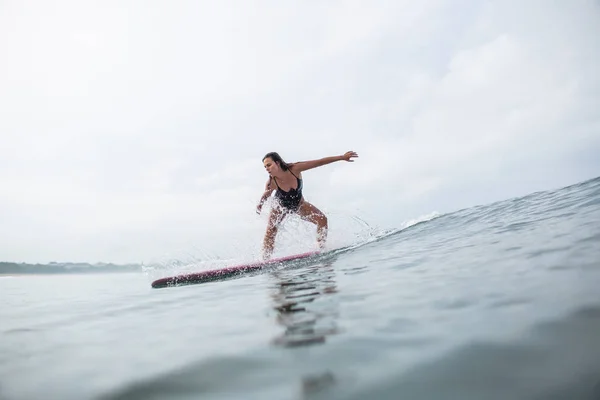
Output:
top-left (1, 0), bottom-right (599, 264)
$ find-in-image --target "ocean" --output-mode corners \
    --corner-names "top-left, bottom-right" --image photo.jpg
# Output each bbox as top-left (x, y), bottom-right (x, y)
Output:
top-left (1, 176), bottom-right (599, 400)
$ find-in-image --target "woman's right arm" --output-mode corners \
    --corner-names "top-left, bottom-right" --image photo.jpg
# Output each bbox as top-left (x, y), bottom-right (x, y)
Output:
top-left (256, 177), bottom-right (275, 214)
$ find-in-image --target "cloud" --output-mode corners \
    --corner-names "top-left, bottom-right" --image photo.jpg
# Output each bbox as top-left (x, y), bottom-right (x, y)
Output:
top-left (329, 0), bottom-right (600, 213)
top-left (1, 0), bottom-right (599, 263)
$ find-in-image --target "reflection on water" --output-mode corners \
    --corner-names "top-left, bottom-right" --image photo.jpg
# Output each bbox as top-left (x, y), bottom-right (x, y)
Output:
top-left (268, 261), bottom-right (342, 398)
top-left (301, 371), bottom-right (337, 398)
top-left (268, 261), bottom-right (341, 348)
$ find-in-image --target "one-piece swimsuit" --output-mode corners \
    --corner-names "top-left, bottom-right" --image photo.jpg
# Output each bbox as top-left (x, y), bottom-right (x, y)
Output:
top-left (273, 170), bottom-right (303, 212)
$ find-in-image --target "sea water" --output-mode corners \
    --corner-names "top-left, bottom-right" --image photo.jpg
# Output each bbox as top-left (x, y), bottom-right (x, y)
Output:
top-left (1, 176), bottom-right (599, 400)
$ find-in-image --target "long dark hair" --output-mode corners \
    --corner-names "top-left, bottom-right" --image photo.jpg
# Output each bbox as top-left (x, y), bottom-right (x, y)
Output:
top-left (262, 152), bottom-right (290, 171)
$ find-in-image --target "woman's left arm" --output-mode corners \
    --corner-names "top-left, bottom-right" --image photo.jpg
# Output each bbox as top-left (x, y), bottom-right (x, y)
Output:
top-left (293, 151), bottom-right (358, 173)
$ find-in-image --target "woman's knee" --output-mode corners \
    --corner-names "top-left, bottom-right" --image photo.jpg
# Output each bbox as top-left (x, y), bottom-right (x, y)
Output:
top-left (265, 223), bottom-right (278, 236)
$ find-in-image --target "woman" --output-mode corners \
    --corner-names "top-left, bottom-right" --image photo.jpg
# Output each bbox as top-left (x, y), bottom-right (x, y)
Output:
top-left (256, 150), bottom-right (358, 259)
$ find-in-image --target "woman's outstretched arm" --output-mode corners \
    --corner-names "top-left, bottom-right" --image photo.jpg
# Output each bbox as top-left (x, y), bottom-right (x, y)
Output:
top-left (292, 151), bottom-right (358, 173)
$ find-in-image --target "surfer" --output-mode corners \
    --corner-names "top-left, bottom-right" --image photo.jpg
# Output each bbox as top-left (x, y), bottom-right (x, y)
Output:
top-left (256, 151), bottom-right (359, 259)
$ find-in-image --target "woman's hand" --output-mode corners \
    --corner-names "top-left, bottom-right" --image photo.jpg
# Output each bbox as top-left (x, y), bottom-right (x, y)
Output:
top-left (341, 151), bottom-right (358, 162)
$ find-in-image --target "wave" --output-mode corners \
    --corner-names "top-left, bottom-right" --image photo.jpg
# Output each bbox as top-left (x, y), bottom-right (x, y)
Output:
top-left (143, 210), bottom-right (443, 284)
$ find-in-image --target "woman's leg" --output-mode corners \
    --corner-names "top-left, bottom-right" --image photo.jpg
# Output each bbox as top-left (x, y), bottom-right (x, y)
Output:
top-left (262, 205), bottom-right (287, 259)
top-left (297, 200), bottom-right (328, 249)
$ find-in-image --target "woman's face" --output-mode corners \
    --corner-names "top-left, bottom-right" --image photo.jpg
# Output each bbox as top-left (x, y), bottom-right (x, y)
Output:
top-left (263, 157), bottom-right (280, 176)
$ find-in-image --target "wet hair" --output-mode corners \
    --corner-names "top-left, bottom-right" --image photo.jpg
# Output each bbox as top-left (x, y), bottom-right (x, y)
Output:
top-left (262, 152), bottom-right (290, 171)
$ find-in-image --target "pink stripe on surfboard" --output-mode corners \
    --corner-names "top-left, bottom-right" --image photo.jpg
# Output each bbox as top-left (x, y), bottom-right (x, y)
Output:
top-left (151, 250), bottom-right (320, 288)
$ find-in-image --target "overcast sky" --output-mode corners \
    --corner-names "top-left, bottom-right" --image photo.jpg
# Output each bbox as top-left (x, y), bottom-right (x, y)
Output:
top-left (1, 0), bottom-right (599, 264)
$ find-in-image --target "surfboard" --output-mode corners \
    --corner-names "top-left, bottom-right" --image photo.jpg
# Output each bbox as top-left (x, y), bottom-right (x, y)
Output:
top-left (151, 250), bottom-right (321, 289)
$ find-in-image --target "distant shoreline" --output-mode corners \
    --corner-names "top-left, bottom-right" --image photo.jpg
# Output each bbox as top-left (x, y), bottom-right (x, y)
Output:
top-left (0, 271), bottom-right (142, 277)
top-left (0, 261), bottom-right (142, 275)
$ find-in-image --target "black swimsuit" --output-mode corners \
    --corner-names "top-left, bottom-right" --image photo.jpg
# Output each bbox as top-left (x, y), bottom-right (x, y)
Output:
top-left (273, 170), bottom-right (303, 211)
